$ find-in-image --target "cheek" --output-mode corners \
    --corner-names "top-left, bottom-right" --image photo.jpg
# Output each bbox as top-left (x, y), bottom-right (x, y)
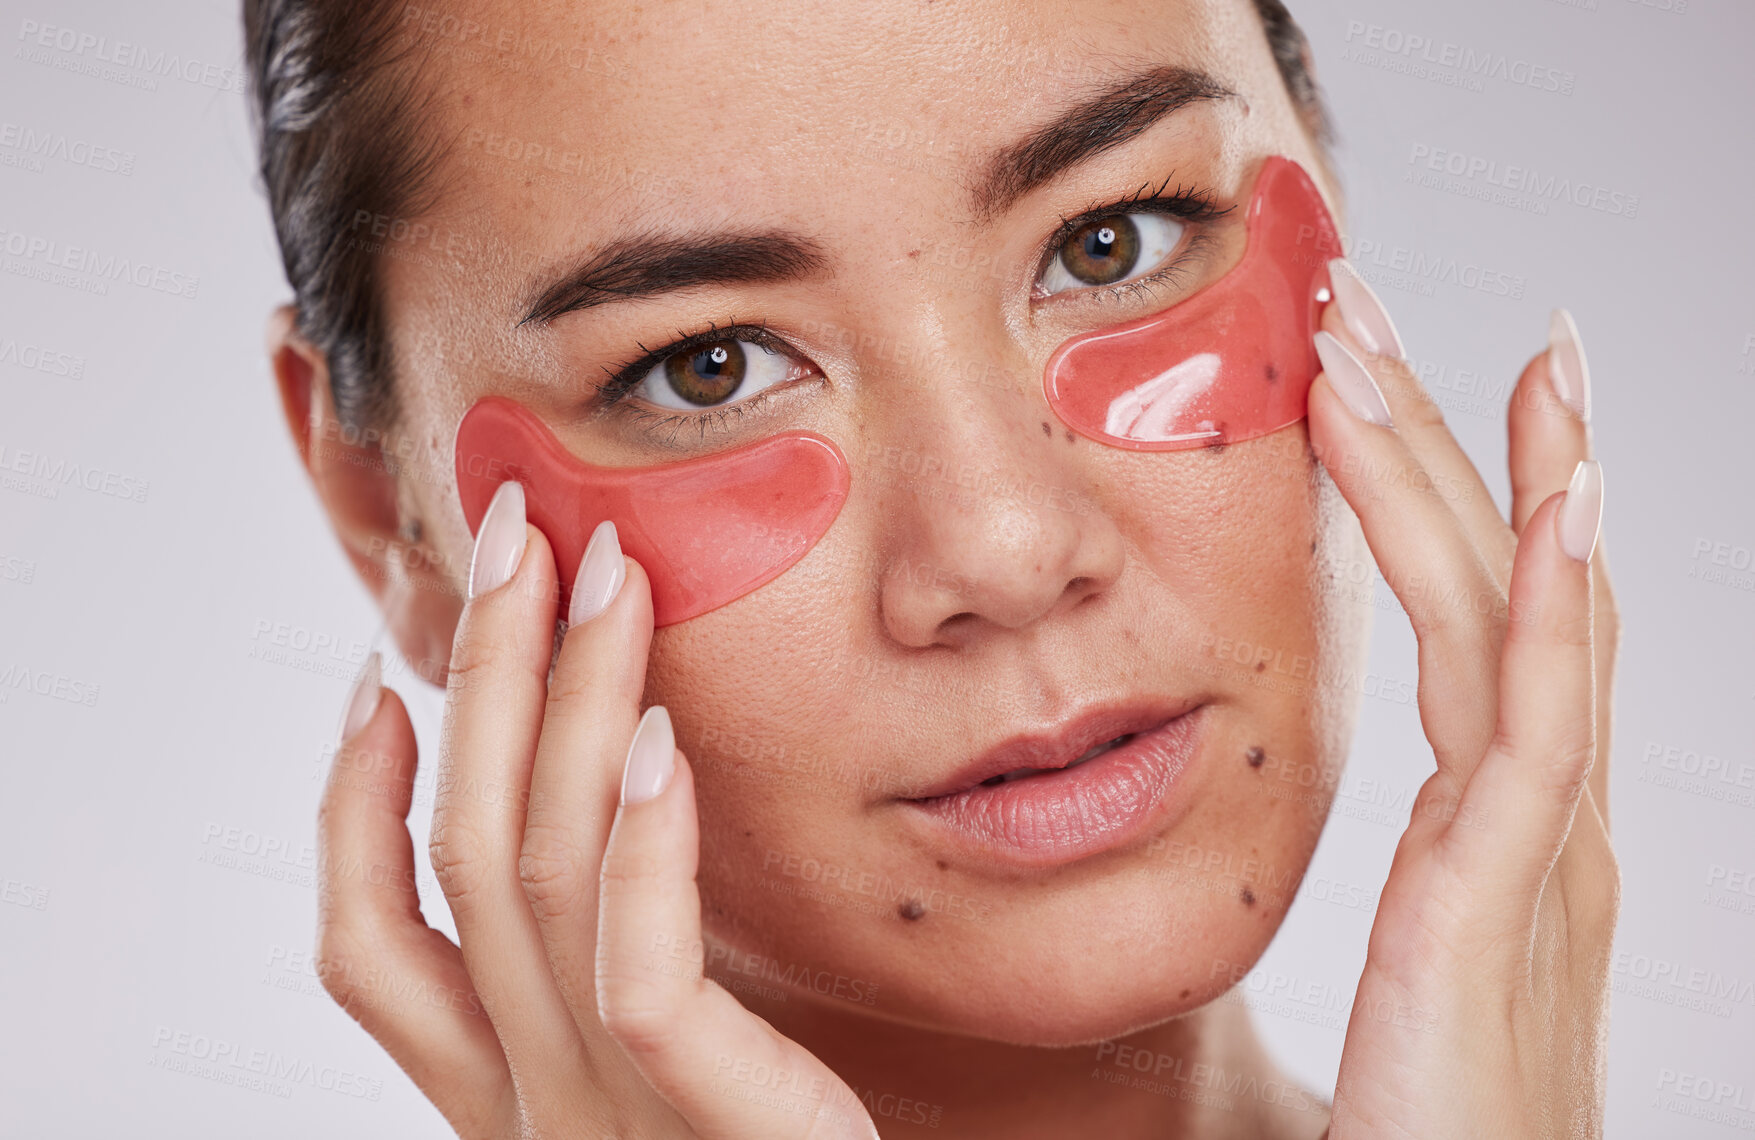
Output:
top-left (1100, 426), bottom-right (1331, 646)
top-left (641, 541), bottom-right (872, 911)
top-left (631, 424), bottom-right (1368, 1044)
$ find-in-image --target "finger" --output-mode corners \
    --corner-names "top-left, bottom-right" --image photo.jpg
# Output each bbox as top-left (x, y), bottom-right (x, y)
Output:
top-left (1509, 311), bottom-right (1591, 534)
top-left (429, 481), bottom-right (596, 1115)
top-left (521, 521), bottom-right (653, 1028)
top-left (319, 657), bottom-right (511, 1135)
top-left (1451, 464), bottom-right (1602, 900)
top-left (1324, 259), bottom-right (1514, 579)
top-left (1507, 311), bottom-right (1617, 827)
top-left (1307, 333), bottom-right (1505, 778)
top-left (596, 710), bottom-right (879, 1140)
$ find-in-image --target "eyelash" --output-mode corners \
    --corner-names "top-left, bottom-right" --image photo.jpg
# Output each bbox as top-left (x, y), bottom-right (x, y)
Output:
top-left (593, 177), bottom-right (1234, 441)
top-left (1033, 176), bottom-right (1231, 306)
top-left (593, 320), bottom-right (806, 445)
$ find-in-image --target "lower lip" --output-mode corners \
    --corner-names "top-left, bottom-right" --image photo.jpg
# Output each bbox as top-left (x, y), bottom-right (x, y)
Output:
top-left (903, 708), bottom-right (1206, 866)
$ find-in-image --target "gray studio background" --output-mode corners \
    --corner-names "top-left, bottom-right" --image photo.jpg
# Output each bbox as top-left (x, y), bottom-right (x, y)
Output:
top-left (2, 0), bottom-right (1751, 1136)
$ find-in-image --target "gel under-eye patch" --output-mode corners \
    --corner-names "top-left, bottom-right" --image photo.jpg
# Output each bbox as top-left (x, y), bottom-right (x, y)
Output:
top-left (1042, 155), bottom-right (1339, 450)
top-left (454, 397), bottom-right (850, 626)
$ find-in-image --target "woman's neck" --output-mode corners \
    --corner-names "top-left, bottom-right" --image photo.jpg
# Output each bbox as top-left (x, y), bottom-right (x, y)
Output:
top-left (745, 988), bottom-right (1332, 1139)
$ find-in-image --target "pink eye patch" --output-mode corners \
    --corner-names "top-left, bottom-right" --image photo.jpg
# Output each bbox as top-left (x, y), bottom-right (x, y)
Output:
top-left (454, 397), bottom-right (850, 626)
top-left (1042, 155), bottom-right (1340, 450)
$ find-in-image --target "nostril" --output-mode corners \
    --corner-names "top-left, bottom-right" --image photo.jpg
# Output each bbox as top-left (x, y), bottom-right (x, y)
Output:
top-left (1066, 576), bottom-right (1103, 605)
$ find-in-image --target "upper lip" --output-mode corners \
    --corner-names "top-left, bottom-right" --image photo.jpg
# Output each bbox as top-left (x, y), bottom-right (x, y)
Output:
top-left (905, 698), bottom-right (1203, 800)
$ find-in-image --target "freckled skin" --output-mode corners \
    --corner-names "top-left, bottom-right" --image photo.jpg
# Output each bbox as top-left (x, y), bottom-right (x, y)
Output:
top-left (352, 0), bottom-right (1373, 1110)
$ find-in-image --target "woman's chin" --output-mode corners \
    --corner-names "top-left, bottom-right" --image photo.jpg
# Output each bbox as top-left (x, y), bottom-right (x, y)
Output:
top-left (777, 948), bottom-right (1248, 1050)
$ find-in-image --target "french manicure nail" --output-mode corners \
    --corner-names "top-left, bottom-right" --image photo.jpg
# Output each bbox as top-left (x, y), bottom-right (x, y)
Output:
top-left (338, 652), bottom-right (382, 743)
top-left (468, 481), bottom-right (528, 599)
top-left (1327, 258), bottom-right (1406, 361)
top-left (1557, 459), bottom-right (1603, 563)
top-left (568, 520), bottom-right (627, 626)
top-left (1547, 309), bottom-right (1592, 421)
top-left (1314, 331), bottom-right (1394, 427)
top-left (622, 705), bottom-right (676, 805)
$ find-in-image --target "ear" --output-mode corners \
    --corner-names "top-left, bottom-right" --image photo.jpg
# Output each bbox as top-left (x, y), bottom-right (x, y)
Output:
top-left (268, 305), bottom-right (462, 687)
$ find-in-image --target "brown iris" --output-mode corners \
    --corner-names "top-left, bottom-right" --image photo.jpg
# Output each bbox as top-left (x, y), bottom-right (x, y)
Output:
top-left (663, 341), bottom-right (746, 406)
top-left (1057, 215), bottom-right (1141, 286)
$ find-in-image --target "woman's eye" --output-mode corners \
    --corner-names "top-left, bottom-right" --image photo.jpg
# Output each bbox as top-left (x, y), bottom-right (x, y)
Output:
top-left (1037, 212), bottom-right (1187, 296)
top-left (632, 338), bottom-right (803, 411)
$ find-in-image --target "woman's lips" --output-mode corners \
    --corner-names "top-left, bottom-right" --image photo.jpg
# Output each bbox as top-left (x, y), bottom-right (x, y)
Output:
top-left (901, 703), bottom-right (1206, 866)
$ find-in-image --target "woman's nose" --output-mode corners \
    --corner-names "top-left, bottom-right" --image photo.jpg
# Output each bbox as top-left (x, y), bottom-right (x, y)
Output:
top-left (874, 416), bottom-right (1126, 650)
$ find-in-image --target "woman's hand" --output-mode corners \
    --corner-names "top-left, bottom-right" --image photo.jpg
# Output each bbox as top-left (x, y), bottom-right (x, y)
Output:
top-left (317, 486), bottom-right (878, 1139)
top-left (1309, 264), bottom-right (1621, 1139)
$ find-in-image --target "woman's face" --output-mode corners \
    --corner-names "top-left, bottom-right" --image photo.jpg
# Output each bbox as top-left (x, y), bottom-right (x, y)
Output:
top-left (360, 0), bottom-right (1370, 1046)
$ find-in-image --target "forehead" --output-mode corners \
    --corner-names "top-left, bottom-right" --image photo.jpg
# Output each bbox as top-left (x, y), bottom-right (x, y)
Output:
top-left (405, 0), bottom-right (1287, 235)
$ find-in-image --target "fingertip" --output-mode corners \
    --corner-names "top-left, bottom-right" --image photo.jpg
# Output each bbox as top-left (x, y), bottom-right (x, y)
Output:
top-left (1557, 460), bottom-right (1604, 565)
top-left (517, 521), bottom-right (560, 600)
top-left (1509, 346), bottom-right (1573, 427)
top-left (1547, 307), bottom-right (1591, 421)
top-left (621, 705), bottom-right (678, 805)
top-left (327, 683), bottom-right (421, 812)
top-left (619, 554), bottom-right (656, 620)
top-left (1313, 332), bottom-right (1395, 427)
top-left (338, 651), bottom-right (383, 744)
top-left (1304, 372), bottom-right (1380, 471)
top-left (1508, 345), bottom-right (1593, 535)
top-left (1503, 487), bottom-right (1593, 643)
top-left (566, 519), bottom-right (628, 625)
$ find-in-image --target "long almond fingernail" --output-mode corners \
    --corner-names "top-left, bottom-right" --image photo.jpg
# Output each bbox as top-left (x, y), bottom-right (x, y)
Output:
top-left (468, 481), bottom-right (528, 599)
top-left (622, 705), bottom-right (677, 805)
top-left (338, 652), bottom-right (382, 743)
top-left (1547, 309), bottom-right (1592, 421)
top-left (1327, 258), bottom-right (1406, 361)
top-left (1557, 459), bottom-right (1603, 563)
top-left (568, 520), bottom-right (626, 626)
top-left (1314, 331), bottom-right (1394, 427)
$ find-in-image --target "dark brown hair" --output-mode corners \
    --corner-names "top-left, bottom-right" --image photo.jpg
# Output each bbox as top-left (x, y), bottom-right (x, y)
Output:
top-left (244, 0), bottom-right (1329, 434)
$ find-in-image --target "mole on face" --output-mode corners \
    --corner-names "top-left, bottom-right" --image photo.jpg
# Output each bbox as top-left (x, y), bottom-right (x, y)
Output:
top-left (1240, 887), bottom-right (1256, 907)
top-left (935, 860), bottom-right (949, 871)
top-left (1041, 421), bottom-right (1052, 437)
top-left (1246, 746), bottom-right (1266, 769)
top-left (1064, 429), bottom-right (1075, 444)
top-left (899, 899), bottom-right (927, 921)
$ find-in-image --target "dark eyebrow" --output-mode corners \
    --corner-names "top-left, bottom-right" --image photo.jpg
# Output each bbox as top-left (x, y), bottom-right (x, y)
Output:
top-left (971, 65), bottom-right (1236, 221)
top-left (519, 231), bottom-right (829, 327)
